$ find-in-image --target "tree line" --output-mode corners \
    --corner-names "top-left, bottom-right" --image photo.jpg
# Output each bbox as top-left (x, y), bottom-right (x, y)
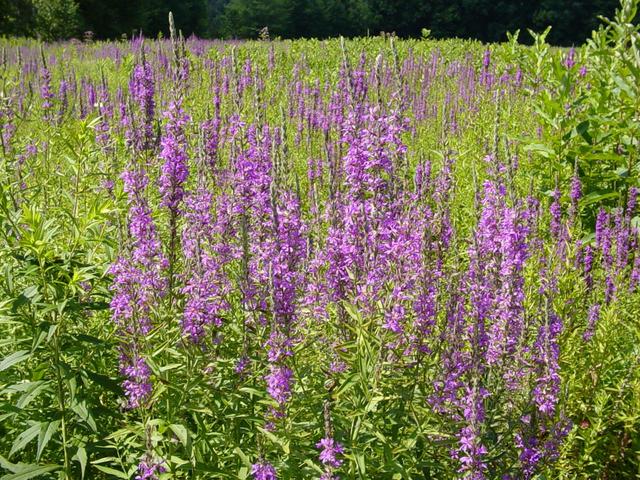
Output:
top-left (0, 0), bottom-right (621, 45)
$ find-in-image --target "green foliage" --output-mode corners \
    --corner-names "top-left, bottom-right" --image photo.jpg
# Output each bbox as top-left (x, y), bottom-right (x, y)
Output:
top-left (0, 0), bottom-right (34, 38)
top-left (32, 0), bottom-right (81, 41)
top-left (558, 297), bottom-right (640, 478)
top-left (0, 120), bottom-right (119, 478)
top-left (523, 0), bottom-right (639, 224)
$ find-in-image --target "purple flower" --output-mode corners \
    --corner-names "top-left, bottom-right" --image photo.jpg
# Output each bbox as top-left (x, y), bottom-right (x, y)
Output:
top-left (135, 457), bottom-right (166, 480)
top-left (595, 208), bottom-right (610, 253)
top-left (316, 437), bottom-right (345, 469)
top-left (453, 386), bottom-right (489, 480)
top-left (627, 187), bottom-right (638, 215)
top-left (110, 161), bottom-right (167, 407)
top-left (235, 356), bottom-right (250, 375)
top-left (631, 248), bottom-right (640, 292)
top-left (251, 460), bottom-right (277, 480)
top-left (121, 356), bottom-right (153, 409)
top-left (180, 188), bottom-right (229, 341)
top-left (202, 113), bottom-right (221, 168)
top-left (308, 105), bottom-right (409, 329)
top-left (109, 188), bottom-right (168, 335)
top-left (159, 100), bottom-right (190, 212)
top-left (486, 203), bottom-right (529, 365)
top-left (57, 79), bottom-right (69, 120)
top-left (533, 314), bottom-right (562, 416)
top-left (583, 304), bottom-right (600, 341)
top-left (40, 67), bottom-right (54, 121)
top-left (564, 47), bottom-right (576, 69)
top-left (481, 48), bottom-right (493, 86)
top-left (582, 245), bottom-right (594, 289)
top-left (265, 365), bottom-right (294, 407)
top-left (129, 61), bottom-right (155, 151)
top-left (96, 83), bottom-right (114, 151)
top-left (320, 473), bottom-right (340, 480)
top-left (549, 189), bottom-right (562, 239)
top-left (482, 48), bottom-right (491, 70)
top-left (570, 175), bottom-right (581, 217)
top-left (515, 432), bottom-right (543, 479)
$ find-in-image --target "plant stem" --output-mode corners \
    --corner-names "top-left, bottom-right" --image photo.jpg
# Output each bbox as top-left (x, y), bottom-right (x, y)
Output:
top-left (52, 311), bottom-right (71, 478)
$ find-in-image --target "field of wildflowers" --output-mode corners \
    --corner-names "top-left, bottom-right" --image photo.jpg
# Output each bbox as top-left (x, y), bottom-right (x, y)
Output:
top-left (1, 1), bottom-right (639, 479)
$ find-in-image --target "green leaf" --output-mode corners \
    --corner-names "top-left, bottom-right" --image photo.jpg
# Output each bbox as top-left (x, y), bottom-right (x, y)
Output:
top-left (22, 286), bottom-right (39, 300)
top-left (523, 142), bottom-right (555, 158)
top-left (70, 400), bottom-right (97, 432)
top-left (74, 447), bottom-right (87, 480)
top-left (0, 455), bottom-right (18, 473)
top-left (0, 464), bottom-right (60, 480)
top-left (365, 395), bottom-right (385, 413)
top-left (93, 466), bottom-right (129, 479)
top-left (10, 423), bottom-right (41, 457)
top-left (72, 333), bottom-right (107, 345)
top-left (580, 191), bottom-right (620, 207)
top-left (84, 370), bottom-right (122, 395)
top-left (614, 167), bottom-right (629, 178)
top-left (169, 424), bottom-right (189, 449)
top-left (576, 120), bottom-right (592, 144)
top-left (234, 447), bottom-right (251, 467)
top-left (16, 382), bottom-right (51, 410)
top-left (257, 427), bottom-right (290, 454)
top-left (169, 455), bottom-right (189, 468)
top-left (36, 420), bottom-right (60, 461)
top-left (613, 74), bottom-right (633, 97)
top-left (354, 450), bottom-right (366, 475)
top-left (334, 373), bottom-right (358, 398)
top-left (0, 351), bottom-right (30, 372)
top-left (302, 459), bottom-right (324, 474)
top-left (158, 363), bottom-right (182, 372)
top-left (342, 301), bottom-right (361, 321)
top-left (238, 387), bottom-right (264, 397)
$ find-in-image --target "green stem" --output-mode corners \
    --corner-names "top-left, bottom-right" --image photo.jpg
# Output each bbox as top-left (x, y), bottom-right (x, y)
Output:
top-left (52, 311), bottom-right (71, 478)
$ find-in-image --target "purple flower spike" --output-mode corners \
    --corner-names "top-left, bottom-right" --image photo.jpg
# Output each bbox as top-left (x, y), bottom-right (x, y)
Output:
top-left (129, 61), bottom-right (156, 151)
top-left (265, 364), bottom-right (294, 407)
top-left (135, 457), bottom-right (166, 480)
top-left (251, 460), bottom-right (277, 480)
top-left (583, 304), bottom-right (600, 341)
top-left (317, 437), bottom-right (345, 469)
top-left (122, 356), bottom-right (153, 409)
top-left (564, 47), bottom-right (576, 69)
top-left (159, 100), bottom-right (190, 212)
top-left (570, 175), bottom-right (581, 217)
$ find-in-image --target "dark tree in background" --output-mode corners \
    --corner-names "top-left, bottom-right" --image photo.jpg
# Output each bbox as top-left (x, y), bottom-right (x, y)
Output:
top-left (0, 0), bottom-right (34, 37)
top-left (533, 0), bottom-right (618, 43)
top-left (77, 0), bottom-right (207, 38)
top-left (204, 0), bottom-right (229, 38)
top-left (220, 0), bottom-right (295, 38)
top-left (290, 0), bottom-right (375, 38)
top-left (77, 0), bottom-right (142, 39)
top-left (140, 0), bottom-right (208, 38)
top-left (0, 0), bottom-right (624, 46)
top-left (32, 0), bottom-right (82, 41)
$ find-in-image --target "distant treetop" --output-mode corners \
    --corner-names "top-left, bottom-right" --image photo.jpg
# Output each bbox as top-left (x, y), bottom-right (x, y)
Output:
top-left (0, 0), bottom-right (623, 45)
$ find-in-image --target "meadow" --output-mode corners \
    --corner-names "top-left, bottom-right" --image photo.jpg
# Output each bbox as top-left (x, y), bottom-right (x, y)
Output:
top-left (0, 1), bottom-right (639, 479)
